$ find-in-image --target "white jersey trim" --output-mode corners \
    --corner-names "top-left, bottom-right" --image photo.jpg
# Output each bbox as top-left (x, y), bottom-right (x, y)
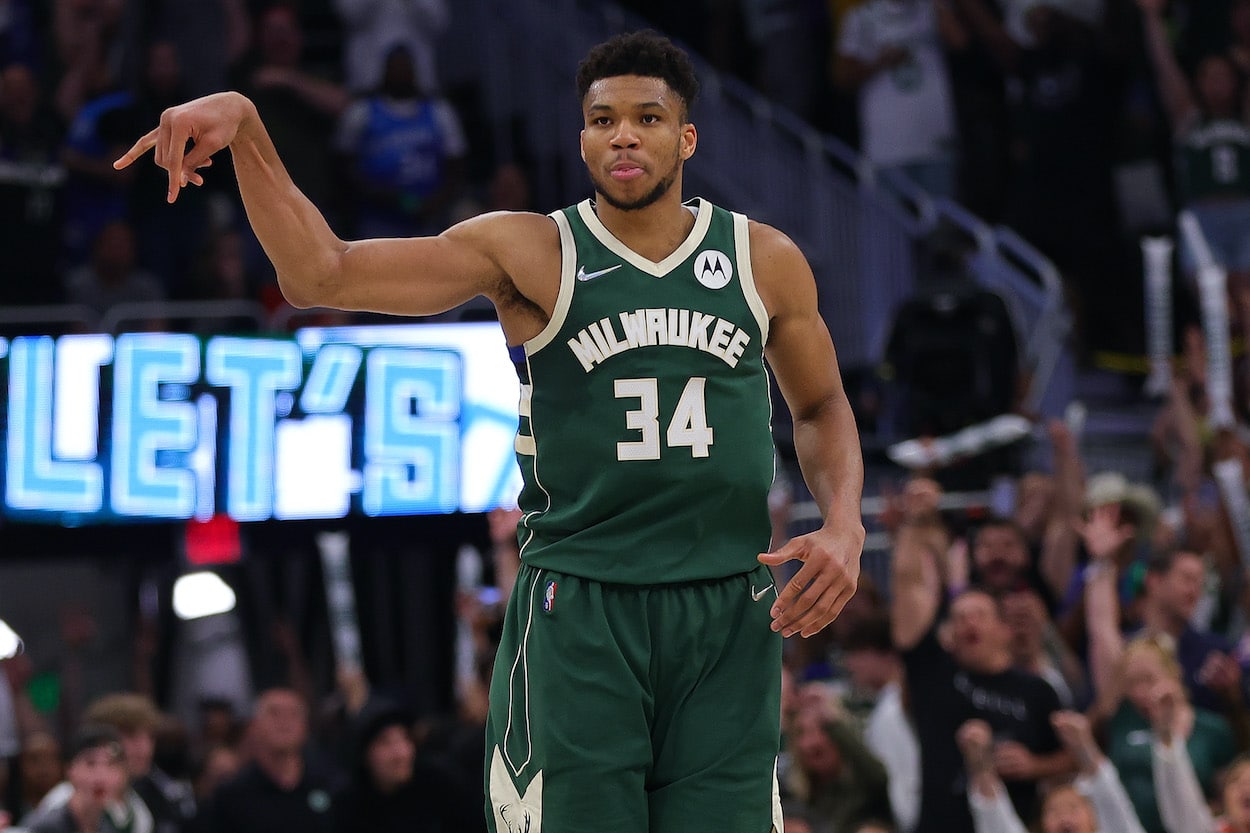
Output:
top-left (576, 197), bottom-right (713, 277)
top-left (501, 569), bottom-right (543, 777)
top-left (525, 211), bottom-right (577, 355)
top-left (733, 212), bottom-right (770, 343)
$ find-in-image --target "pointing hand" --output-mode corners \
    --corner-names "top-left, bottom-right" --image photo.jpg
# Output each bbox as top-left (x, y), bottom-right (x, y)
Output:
top-left (114, 92), bottom-right (255, 203)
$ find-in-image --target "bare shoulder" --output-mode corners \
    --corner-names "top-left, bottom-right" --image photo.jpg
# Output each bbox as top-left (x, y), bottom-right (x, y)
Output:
top-left (745, 219), bottom-right (816, 317)
top-left (746, 218), bottom-right (805, 262)
top-left (444, 209), bottom-right (559, 264)
top-left (443, 209), bottom-right (562, 339)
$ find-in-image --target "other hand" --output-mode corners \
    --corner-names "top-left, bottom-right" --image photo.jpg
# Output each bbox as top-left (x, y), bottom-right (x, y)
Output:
top-left (957, 719), bottom-right (994, 770)
top-left (1051, 710), bottom-right (1100, 771)
top-left (758, 523), bottom-right (863, 638)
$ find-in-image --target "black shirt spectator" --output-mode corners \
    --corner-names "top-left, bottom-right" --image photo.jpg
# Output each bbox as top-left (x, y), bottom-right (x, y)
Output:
top-left (904, 623), bottom-right (1064, 832)
top-left (202, 688), bottom-right (345, 833)
top-left (333, 699), bottom-right (482, 833)
top-left (205, 756), bottom-right (341, 833)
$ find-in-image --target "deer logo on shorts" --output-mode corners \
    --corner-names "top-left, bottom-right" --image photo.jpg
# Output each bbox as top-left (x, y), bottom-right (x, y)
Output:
top-left (490, 747), bottom-right (543, 833)
top-left (500, 804), bottom-right (532, 833)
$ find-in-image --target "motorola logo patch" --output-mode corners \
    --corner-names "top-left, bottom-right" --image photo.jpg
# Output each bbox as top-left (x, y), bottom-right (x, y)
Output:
top-left (694, 250), bottom-right (732, 290)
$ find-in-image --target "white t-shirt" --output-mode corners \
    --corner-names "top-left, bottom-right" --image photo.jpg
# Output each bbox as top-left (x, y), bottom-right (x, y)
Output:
top-left (864, 682), bottom-right (922, 833)
top-left (334, 0), bottom-right (449, 94)
top-left (837, 0), bottom-right (957, 166)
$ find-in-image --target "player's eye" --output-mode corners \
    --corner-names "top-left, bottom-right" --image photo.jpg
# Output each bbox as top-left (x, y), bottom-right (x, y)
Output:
top-left (641, 114), bottom-right (659, 124)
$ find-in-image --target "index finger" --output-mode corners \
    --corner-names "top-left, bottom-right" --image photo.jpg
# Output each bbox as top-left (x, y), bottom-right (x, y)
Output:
top-left (164, 118), bottom-right (191, 202)
top-left (113, 128), bottom-right (160, 170)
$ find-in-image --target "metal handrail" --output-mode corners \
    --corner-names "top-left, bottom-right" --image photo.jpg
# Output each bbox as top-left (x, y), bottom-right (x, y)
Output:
top-left (0, 304), bottom-right (99, 335)
top-left (99, 300), bottom-right (269, 334)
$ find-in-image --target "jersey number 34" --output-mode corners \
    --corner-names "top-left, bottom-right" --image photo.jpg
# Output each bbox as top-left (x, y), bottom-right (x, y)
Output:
top-left (614, 377), bottom-right (713, 461)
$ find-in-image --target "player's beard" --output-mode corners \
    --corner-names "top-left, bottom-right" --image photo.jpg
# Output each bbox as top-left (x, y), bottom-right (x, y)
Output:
top-left (589, 150), bottom-right (681, 212)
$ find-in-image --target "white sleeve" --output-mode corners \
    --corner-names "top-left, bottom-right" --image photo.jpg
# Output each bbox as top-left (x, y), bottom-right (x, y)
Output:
top-left (1151, 736), bottom-right (1217, 833)
top-left (333, 100), bottom-right (369, 154)
top-left (432, 100), bottom-right (468, 158)
top-left (967, 783), bottom-right (1030, 833)
top-left (1073, 759), bottom-right (1148, 833)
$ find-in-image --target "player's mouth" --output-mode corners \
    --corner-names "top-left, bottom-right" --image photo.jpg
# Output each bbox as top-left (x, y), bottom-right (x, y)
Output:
top-left (610, 161), bottom-right (645, 181)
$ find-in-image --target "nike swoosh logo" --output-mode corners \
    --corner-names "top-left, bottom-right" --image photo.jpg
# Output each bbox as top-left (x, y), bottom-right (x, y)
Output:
top-left (576, 264), bottom-right (622, 282)
top-left (751, 584), bottom-right (774, 602)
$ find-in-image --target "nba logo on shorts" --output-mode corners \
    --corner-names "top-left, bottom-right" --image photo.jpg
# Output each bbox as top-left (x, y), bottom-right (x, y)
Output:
top-left (543, 581), bottom-right (557, 613)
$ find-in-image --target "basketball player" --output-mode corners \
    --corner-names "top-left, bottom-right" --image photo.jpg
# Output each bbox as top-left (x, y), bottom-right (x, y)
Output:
top-left (116, 30), bottom-right (865, 833)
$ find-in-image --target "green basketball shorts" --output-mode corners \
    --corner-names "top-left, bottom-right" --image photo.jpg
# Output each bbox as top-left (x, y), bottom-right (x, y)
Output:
top-left (484, 562), bottom-right (784, 833)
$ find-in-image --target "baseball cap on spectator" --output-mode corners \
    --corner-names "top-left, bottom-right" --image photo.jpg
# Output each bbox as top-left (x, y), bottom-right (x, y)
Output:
top-left (83, 692), bottom-right (160, 734)
top-left (66, 724), bottom-right (124, 764)
top-left (1084, 472), bottom-right (1161, 541)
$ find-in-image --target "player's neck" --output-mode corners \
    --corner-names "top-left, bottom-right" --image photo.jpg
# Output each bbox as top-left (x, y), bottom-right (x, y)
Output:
top-left (593, 189), bottom-right (696, 263)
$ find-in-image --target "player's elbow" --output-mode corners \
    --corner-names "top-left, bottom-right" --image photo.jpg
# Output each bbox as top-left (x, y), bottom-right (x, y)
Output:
top-left (276, 271), bottom-right (322, 309)
top-left (276, 253), bottom-right (347, 309)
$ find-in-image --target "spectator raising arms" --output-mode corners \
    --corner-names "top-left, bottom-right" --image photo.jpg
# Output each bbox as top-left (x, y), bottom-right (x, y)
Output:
top-left (957, 710), bottom-right (1147, 833)
top-left (1083, 507), bottom-right (1238, 833)
top-left (891, 519), bottom-right (1072, 833)
top-left (1137, 0), bottom-right (1250, 283)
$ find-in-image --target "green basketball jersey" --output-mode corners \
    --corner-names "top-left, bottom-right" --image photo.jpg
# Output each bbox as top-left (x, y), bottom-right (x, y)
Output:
top-left (513, 197), bottom-right (775, 584)
top-left (1177, 117), bottom-right (1250, 202)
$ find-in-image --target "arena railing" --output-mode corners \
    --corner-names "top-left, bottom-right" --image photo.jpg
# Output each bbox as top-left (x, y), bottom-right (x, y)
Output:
top-left (0, 304), bottom-right (99, 338)
top-left (98, 300), bottom-right (269, 335)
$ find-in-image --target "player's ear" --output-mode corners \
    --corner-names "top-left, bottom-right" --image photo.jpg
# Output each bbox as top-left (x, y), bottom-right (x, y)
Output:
top-left (580, 129), bottom-right (587, 163)
top-left (680, 123), bottom-right (697, 161)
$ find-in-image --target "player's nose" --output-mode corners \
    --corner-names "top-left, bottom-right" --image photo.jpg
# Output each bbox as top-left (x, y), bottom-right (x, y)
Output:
top-left (610, 120), bottom-right (639, 148)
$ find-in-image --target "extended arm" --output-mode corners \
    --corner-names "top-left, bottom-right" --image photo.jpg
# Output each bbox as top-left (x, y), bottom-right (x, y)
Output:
top-left (1053, 710), bottom-right (1148, 833)
top-left (959, 720), bottom-right (1031, 833)
top-left (1135, 0), bottom-right (1197, 131)
top-left (1078, 760), bottom-right (1149, 833)
top-left (1081, 505), bottom-right (1135, 720)
top-left (1151, 735), bottom-right (1217, 833)
top-left (114, 92), bottom-right (554, 328)
top-left (889, 522), bottom-right (944, 650)
top-left (754, 223), bottom-right (865, 638)
top-left (1039, 420), bottom-right (1086, 600)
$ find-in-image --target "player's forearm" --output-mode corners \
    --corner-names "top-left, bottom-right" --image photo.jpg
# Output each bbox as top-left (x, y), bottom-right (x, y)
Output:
top-left (228, 99), bottom-right (349, 309)
top-left (792, 394), bottom-right (864, 534)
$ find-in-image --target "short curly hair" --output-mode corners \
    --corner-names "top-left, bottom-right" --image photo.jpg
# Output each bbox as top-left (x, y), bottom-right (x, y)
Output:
top-left (575, 30), bottom-right (700, 120)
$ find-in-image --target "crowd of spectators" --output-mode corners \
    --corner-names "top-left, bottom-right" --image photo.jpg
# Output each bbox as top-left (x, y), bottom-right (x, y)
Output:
top-left (0, 0), bottom-right (479, 323)
top-left (639, 0), bottom-right (1250, 357)
top-left (767, 392), bottom-right (1250, 833)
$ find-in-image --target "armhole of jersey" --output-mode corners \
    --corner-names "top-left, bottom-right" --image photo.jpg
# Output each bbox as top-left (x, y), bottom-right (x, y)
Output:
top-left (524, 210), bottom-right (577, 355)
top-left (733, 212), bottom-right (770, 343)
